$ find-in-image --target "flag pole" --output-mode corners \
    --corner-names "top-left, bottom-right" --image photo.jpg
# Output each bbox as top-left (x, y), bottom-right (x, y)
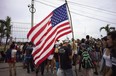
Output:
top-left (65, 0), bottom-right (74, 39)
top-left (65, 1), bottom-right (78, 76)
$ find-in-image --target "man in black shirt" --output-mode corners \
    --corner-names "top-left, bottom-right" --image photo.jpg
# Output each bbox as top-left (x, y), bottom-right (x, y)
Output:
top-left (59, 40), bottom-right (73, 76)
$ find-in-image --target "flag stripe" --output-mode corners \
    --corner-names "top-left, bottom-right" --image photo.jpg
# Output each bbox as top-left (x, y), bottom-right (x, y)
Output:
top-left (35, 48), bottom-right (54, 65)
top-left (34, 29), bottom-right (72, 61)
top-left (27, 3), bottom-right (72, 65)
top-left (27, 13), bottom-right (52, 43)
top-left (31, 22), bottom-right (48, 44)
top-left (34, 30), bottom-right (72, 64)
top-left (33, 25), bottom-right (71, 60)
top-left (35, 21), bottom-right (69, 46)
top-left (32, 21), bottom-right (70, 57)
top-left (27, 12), bottom-right (52, 38)
top-left (32, 20), bottom-right (69, 53)
top-left (34, 20), bottom-right (67, 46)
top-left (34, 21), bottom-right (51, 45)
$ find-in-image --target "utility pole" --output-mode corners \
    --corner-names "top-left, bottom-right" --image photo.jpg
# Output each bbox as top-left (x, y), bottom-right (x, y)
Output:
top-left (65, 0), bottom-right (74, 39)
top-left (28, 0), bottom-right (36, 27)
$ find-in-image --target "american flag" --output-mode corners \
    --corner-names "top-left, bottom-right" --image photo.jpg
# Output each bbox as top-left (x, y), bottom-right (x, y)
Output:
top-left (27, 3), bottom-right (72, 65)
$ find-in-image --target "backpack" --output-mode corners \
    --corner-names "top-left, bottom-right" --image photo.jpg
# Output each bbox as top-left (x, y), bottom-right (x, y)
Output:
top-left (81, 51), bottom-right (94, 69)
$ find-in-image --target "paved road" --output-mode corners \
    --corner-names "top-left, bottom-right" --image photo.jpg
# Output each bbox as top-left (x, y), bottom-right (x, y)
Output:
top-left (0, 62), bottom-right (101, 76)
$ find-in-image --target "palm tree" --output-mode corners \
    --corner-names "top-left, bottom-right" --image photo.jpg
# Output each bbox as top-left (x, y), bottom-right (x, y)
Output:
top-left (100, 24), bottom-right (115, 34)
top-left (100, 24), bottom-right (110, 34)
top-left (4, 16), bottom-right (12, 51)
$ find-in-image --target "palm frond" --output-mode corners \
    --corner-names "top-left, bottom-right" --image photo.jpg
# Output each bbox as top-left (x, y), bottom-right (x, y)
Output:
top-left (100, 27), bottom-right (105, 32)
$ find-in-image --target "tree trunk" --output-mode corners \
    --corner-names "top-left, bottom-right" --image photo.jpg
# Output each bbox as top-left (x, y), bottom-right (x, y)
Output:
top-left (4, 37), bottom-right (9, 51)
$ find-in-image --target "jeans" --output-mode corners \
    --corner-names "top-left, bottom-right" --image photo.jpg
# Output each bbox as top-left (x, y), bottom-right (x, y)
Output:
top-left (36, 60), bottom-right (46, 76)
top-left (63, 68), bottom-right (73, 76)
top-left (56, 62), bottom-right (59, 71)
top-left (26, 58), bottom-right (34, 73)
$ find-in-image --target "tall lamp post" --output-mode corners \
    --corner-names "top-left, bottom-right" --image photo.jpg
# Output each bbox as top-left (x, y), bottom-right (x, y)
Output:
top-left (28, 0), bottom-right (36, 28)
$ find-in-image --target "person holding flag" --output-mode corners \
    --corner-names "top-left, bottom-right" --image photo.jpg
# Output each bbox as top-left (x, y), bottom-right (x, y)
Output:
top-left (58, 39), bottom-right (73, 76)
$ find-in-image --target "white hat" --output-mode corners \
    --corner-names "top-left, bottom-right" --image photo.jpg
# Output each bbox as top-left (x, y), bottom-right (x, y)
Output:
top-left (64, 39), bottom-right (69, 43)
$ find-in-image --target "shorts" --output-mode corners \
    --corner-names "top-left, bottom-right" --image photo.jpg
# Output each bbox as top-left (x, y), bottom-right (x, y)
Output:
top-left (7, 58), bottom-right (16, 63)
top-left (103, 66), bottom-right (111, 76)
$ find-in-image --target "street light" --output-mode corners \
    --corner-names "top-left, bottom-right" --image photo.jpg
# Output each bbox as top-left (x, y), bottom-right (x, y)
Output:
top-left (28, 0), bottom-right (36, 28)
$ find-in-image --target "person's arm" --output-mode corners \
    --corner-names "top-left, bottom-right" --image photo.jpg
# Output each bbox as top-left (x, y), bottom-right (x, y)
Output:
top-left (69, 54), bottom-right (73, 60)
top-left (69, 49), bottom-right (73, 60)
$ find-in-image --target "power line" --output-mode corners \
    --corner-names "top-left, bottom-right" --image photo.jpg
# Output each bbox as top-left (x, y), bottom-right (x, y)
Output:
top-left (40, 0), bottom-right (116, 16)
top-left (40, 0), bottom-right (116, 20)
top-left (67, 1), bottom-right (116, 15)
top-left (35, 0), bottom-right (116, 24)
top-left (35, 0), bottom-right (56, 8)
top-left (70, 7), bottom-right (116, 21)
top-left (71, 11), bottom-right (116, 24)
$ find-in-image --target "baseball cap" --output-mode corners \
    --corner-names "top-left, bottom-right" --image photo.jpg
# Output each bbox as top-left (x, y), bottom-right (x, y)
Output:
top-left (63, 39), bottom-right (69, 43)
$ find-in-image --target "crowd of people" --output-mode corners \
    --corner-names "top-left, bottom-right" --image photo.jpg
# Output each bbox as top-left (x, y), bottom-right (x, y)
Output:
top-left (0, 30), bottom-right (116, 76)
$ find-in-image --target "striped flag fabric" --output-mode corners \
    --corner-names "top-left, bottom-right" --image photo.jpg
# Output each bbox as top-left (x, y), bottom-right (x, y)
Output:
top-left (27, 3), bottom-right (72, 65)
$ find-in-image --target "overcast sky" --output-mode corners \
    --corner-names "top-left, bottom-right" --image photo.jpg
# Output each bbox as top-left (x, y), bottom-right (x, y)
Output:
top-left (0, 0), bottom-right (116, 41)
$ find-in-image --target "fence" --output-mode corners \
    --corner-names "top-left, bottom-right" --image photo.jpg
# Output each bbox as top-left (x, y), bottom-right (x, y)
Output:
top-left (10, 22), bottom-right (33, 42)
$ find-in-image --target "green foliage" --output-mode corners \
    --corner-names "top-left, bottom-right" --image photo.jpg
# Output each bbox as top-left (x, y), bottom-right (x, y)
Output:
top-left (0, 16), bottom-right (12, 51)
top-left (100, 24), bottom-right (115, 34)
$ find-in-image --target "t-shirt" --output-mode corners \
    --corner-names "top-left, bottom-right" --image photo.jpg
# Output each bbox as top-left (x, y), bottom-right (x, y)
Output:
top-left (103, 51), bottom-right (112, 67)
top-left (11, 49), bottom-right (17, 58)
top-left (59, 46), bottom-right (72, 70)
top-left (25, 46), bottom-right (33, 58)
